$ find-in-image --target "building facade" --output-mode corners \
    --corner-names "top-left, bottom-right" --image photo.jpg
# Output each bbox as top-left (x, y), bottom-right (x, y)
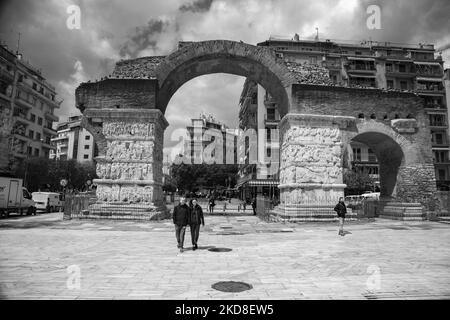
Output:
top-left (182, 113), bottom-right (237, 165)
top-left (0, 43), bottom-right (60, 175)
top-left (237, 79), bottom-right (280, 201)
top-left (252, 35), bottom-right (448, 191)
top-left (50, 115), bottom-right (96, 162)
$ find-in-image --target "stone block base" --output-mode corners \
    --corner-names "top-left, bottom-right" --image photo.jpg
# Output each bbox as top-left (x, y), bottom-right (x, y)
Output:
top-left (75, 202), bottom-right (170, 221)
top-left (379, 202), bottom-right (424, 221)
top-left (271, 204), bottom-right (356, 222)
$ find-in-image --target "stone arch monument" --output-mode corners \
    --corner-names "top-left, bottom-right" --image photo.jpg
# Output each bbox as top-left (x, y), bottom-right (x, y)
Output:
top-left (75, 40), bottom-right (438, 220)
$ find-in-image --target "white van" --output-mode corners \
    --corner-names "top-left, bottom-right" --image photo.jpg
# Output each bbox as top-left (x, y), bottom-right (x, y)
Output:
top-left (32, 192), bottom-right (64, 213)
top-left (361, 192), bottom-right (380, 200)
top-left (0, 177), bottom-right (36, 217)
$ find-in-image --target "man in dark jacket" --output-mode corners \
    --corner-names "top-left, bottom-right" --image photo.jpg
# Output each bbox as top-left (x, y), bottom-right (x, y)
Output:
top-left (173, 197), bottom-right (190, 252)
top-left (188, 199), bottom-right (205, 250)
top-left (251, 198), bottom-right (257, 215)
top-left (334, 197), bottom-right (347, 236)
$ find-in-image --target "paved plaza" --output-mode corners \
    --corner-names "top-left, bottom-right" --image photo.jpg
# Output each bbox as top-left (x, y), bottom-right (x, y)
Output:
top-left (0, 212), bottom-right (450, 300)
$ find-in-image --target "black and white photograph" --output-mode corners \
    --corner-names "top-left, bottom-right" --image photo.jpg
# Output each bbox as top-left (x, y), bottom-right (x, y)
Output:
top-left (0, 0), bottom-right (450, 312)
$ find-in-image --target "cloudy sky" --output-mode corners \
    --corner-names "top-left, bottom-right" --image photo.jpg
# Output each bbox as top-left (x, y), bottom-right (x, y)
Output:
top-left (1, 0), bottom-right (449, 158)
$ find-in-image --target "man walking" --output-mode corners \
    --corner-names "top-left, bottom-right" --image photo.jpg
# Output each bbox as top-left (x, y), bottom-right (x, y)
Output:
top-left (173, 197), bottom-right (190, 252)
top-left (251, 198), bottom-right (257, 215)
top-left (334, 197), bottom-right (347, 236)
top-left (189, 199), bottom-right (205, 250)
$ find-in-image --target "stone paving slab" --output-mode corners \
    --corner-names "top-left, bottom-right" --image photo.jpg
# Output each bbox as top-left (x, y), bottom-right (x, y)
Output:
top-left (0, 213), bottom-right (450, 299)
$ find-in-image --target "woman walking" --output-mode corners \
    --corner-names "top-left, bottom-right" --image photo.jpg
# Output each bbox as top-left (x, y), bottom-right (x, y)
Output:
top-left (334, 197), bottom-right (347, 236)
top-left (189, 199), bottom-right (205, 250)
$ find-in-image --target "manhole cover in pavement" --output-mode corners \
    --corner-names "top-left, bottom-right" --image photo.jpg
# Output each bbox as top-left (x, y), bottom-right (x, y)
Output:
top-left (208, 247), bottom-right (232, 252)
top-left (212, 281), bottom-right (252, 292)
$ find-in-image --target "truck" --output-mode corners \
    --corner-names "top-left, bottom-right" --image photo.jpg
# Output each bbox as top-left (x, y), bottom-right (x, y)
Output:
top-left (0, 177), bottom-right (36, 217)
top-left (32, 192), bottom-right (64, 213)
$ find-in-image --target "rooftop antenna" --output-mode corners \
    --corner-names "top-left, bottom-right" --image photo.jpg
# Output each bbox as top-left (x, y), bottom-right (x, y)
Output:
top-left (16, 32), bottom-right (21, 54)
top-left (315, 27), bottom-right (319, 41)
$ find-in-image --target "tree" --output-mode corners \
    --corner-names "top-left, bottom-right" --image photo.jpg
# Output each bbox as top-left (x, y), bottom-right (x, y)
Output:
top-left (170, 163), bottom-right (239, 194)
top-left (13, 158), bottom-right (97, 192)
top-left (343, 169), bottom-right (376, 195)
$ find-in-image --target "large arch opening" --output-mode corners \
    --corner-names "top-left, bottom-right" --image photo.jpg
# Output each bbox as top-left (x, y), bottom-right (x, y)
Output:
top-left (155, 40), bottom-right (294, 117)
top-left (348, 131), bottom-right (405, 198)
top-left (156, 41), bottom-right (292, 206)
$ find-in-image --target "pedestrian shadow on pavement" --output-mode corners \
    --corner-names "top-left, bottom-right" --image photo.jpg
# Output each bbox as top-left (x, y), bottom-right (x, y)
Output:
top-left (342, 231), bottom-right (352, 236)
top-left (183, 245), bottom-right (216, 251)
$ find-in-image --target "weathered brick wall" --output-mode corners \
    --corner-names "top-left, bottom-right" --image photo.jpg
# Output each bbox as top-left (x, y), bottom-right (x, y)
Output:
top-left (75, 79), bottom-right (157, 111)
top-left (292, 84), bottom-right (423, 119)
top-left (397, 164), bottom-right (439, 212)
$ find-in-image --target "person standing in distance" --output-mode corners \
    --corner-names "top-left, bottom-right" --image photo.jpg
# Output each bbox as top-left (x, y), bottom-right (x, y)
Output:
top-left (334, 197), bottom-right (347, 236)
top-left (173, 197), bottom-right (190, 252)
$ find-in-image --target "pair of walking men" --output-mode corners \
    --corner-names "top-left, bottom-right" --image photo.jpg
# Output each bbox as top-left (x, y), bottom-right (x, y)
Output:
top-left (173, 197), bottom-right (205, 253)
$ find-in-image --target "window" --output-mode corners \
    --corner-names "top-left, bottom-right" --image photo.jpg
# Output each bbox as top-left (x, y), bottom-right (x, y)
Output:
top-left (30, 114), bottom-right (36, 122)
top-left (266, 128), bottom-right (271, 140)
top-left (27, 146), bottom-right (32, 155)
top-left (32, 83), bottom-right (37, 90)
top-left (85, 135), bottom-right (91, 140)
top-left (34, 148), bottom-right (39, 157)
top-left (28, 130), bottom-right (34, 139)
top-left (84, 145), bottom-right (90, 150)
top-left (267, 148), bottom-right (272, 157)
top-left (399, 64), bottom-right (406, 72)
top-left (251, 92), bottom-right (257, 105)
top-left (438, 169), bottom-right (446, 180)
top-left (83, 154), bottom-right (89, 159)
top-left (434, 150), bottom-right (449, 163)
top-left (38, 117), bottom-right (43, 126)
top-left (36, 133), bottom-right (41, 141)
top-left (368, 149), bottom-right (377, 162)
top-left (18, 74), bottom-right (23, 82)
top-left (400, 81), bottom-right (407, 90)
top-left (267, 108), bottom-right (276, 120)
top-left (434, 133), bottom-right (444, 145)
top-left (352, 148), bottom-right (362, 161)
top-left (387, 80), bottom-right (394, 89)
top-left (429, 114), bottom-right (446, 126)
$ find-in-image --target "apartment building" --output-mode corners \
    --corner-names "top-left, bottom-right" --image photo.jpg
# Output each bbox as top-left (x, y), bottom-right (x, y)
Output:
top-left (50, 115), bottom-right (96, 162)
top-left (183, 113), bottom-right (237, 165)
top-left (0, 43), bottom-right (60, 174)
top-left (251, 35), bottom-right (449, 190)
top-left (236, 79), bottom-right (280, 201)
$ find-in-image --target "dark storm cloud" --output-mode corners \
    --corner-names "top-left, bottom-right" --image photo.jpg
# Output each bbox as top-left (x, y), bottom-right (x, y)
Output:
top-left (119, 19), bottom-right (169, 58)
top-left (179, 0), bottom-right (214, 13)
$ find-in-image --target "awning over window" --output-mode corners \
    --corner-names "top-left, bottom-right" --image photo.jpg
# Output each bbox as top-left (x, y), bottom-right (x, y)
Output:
top-left (239, 179), bottom-right (279, 187)
top-left (416, 77), bottom-right (443, 82)
top-left (347, 57), bottom-right (375, 61)
top-left (348, 74), bottom-right (376, 79)
top-left (414, 61), bottom-right (442, 66)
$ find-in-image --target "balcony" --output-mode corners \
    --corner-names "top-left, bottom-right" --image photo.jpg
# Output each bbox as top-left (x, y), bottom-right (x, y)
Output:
top-left (346, 64), bottom-right (376, 73)
top-left (264, 114), bottom-right (279, 126)
top-left (44, 112), bottom-right (58, 122)
top-left (41, 142), bottom-right (55, 150)
top-left (12, 150), bottom-right (27, 159)
top-left (43, 126), bottom-right (57, 135)
top-left (15, 95), bottom-right (34, 109)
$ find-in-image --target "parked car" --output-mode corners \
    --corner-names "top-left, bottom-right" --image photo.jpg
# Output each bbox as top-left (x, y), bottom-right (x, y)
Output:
top-left (0, 177), bottom-right (36, 217)
top-left (32, 192), bottom-right (64, 213)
